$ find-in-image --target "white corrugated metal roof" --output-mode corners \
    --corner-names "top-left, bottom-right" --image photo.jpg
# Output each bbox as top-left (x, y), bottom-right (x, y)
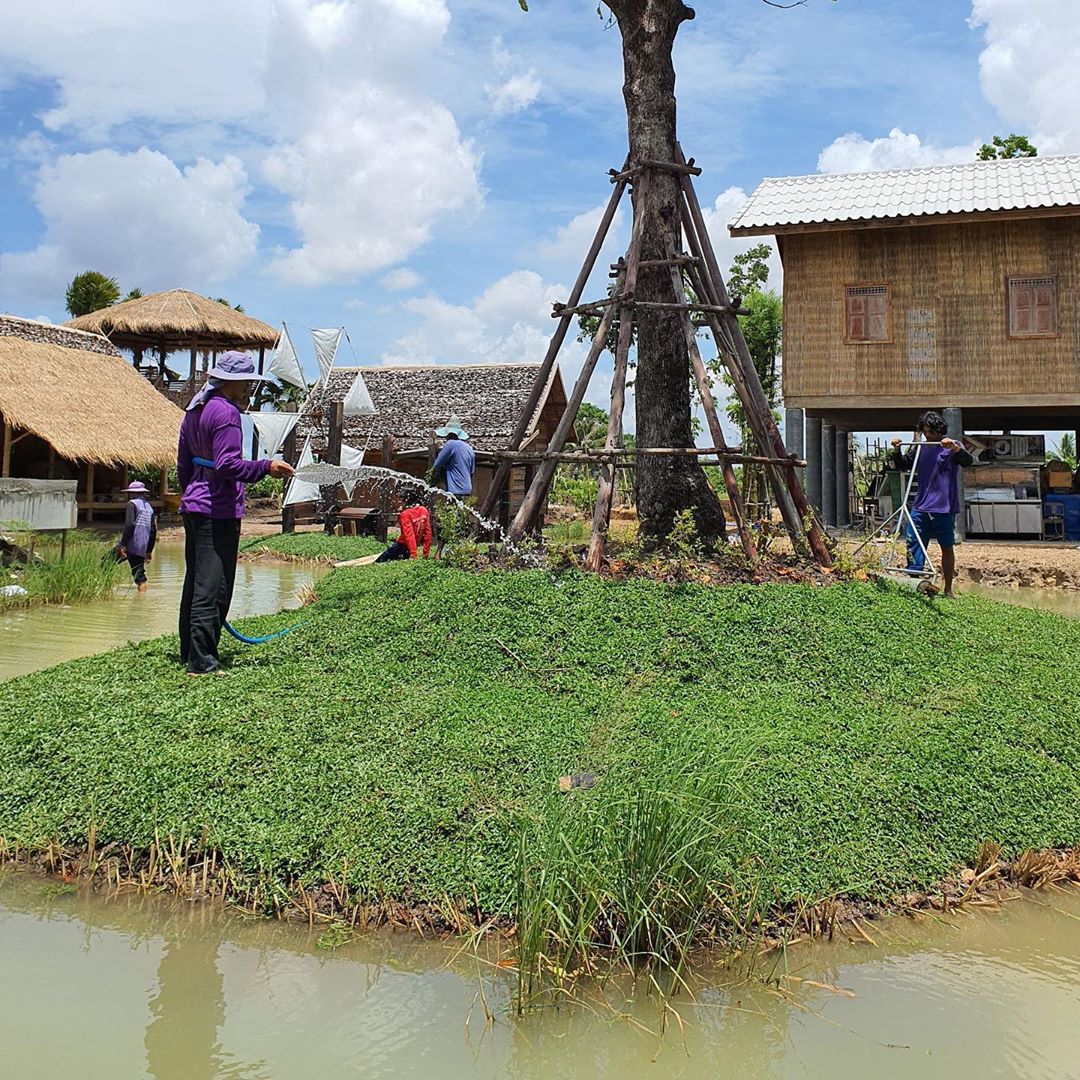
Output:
top-left (728, 155), bottom-right (1080, 234)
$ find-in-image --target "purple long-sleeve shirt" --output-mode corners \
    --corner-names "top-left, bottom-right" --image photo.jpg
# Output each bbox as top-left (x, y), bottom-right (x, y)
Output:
top-left (178, 393), bottom-right (270, 518)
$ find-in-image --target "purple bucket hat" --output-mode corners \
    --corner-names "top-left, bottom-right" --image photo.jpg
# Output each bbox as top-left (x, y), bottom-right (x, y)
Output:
top-left (207, 351), bottom-right (271, 381)
top-left (122, 481), bottom-right (151, 495)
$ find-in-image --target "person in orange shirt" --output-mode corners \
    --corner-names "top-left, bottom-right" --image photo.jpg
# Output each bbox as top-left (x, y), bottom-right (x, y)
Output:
top-left (374, 495), bottom-right (432, 562)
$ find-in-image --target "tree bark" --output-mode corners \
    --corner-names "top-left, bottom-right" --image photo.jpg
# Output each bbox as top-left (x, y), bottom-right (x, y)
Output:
top-left (607, 0), bottom-right (725, 545)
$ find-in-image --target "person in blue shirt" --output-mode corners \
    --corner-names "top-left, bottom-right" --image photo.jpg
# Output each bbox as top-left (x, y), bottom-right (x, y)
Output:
top-left (432, 416), bottom-right (476, 497)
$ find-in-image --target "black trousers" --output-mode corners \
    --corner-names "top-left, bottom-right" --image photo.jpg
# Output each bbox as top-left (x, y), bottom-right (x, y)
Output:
top-left (375, 541), bottom-right (411, 563)
top-left (127, 554), bottom-right (147, 585)
top-left (179, 514), bottom-right (241, 673)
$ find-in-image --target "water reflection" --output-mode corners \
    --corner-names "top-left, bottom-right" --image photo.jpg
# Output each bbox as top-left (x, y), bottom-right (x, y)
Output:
top-left (1, 869), bottom-right (1078, 1079)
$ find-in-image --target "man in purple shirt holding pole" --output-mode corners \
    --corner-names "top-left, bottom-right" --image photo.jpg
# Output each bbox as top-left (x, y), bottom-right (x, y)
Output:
top-left (177, 351), bottom-right (294, 674)
top-left (890, 410), bottom-right (974, 599)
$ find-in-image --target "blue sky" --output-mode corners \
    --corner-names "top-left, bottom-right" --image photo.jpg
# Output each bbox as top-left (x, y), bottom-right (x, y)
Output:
top-left (0, 0), bottom-right (1076, 431)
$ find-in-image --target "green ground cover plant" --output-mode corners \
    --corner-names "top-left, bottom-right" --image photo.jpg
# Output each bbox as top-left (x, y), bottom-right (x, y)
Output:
top-left (1, 565), bottom-right (1078, 962)
top-left (240, 533), bottom-right (384, 562)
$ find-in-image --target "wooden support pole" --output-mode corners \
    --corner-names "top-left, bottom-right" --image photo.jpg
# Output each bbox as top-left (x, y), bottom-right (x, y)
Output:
top-left (587, 172), bottom-right (650, 572)
top-left (377, 435), bottom-right (394, 542)
top-left (85, 461), bottom-right (96, 523)
top-left (159, 466), bottom-right (168, 500)
top-left (251, 346), bottom-right (266, 459)
top-left (281, 415), bottom-right (298, 534)
top-left (677, 144), bottom-right (831, 567)
top-left (609, 159), bottom-right (702, 182)
top-left (509, 269), bottom-right (626, 542)
top-left (664, 236), bottom-right (756, 562)
top-left (1, 419), bottom-right (11, 478)
top-left (479, 162), bottom-right (629, 522)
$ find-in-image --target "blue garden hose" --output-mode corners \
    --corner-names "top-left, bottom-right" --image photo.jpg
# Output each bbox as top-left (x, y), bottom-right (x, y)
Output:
top-left (224, 620), bottom-right (308, 645)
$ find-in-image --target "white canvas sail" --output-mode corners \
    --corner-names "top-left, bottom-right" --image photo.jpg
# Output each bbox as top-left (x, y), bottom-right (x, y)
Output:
top-left (343, 371), bottom-right (376, 416)
top-left (282, 436), bottom-right (320, 507)
top-left (246, 411), bottom-right (300, 458)
top-left (311, 327), bottom-right (343, 385)
top-left (267, 324), bottom-right (306, 390)
top-left (338, 442), bottom-right (365, 499)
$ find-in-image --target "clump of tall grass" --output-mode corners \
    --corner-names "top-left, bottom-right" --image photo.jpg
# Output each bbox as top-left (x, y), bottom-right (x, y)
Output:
top-left (1, 534), bottom-right (122, 608)
top-left (514, 745), bottom-right (756, 1010)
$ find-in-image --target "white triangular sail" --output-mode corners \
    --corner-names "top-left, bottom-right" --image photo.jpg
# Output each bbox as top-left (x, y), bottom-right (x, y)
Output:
top-left (339, 442), bottom-right (366, 499)
top-left (282, 436), bottom-right (320, 507)
top-left (311, 328), bottom-right (343, 385)
top-left (246, 411), bottom-right (300, 458)
top-left (343, 370), bottom-right (376, 416)
top-left (267, 324), bottom-right (306, 390)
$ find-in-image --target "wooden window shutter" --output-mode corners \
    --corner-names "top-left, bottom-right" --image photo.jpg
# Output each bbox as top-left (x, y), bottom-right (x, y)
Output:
top-left (1009, 276), bottom-right (1057, 337)
top-left (845, 285), bottom-right (889, 342)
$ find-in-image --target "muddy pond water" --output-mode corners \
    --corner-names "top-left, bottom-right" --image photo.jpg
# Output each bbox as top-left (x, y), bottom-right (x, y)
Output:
top-left (1, 868), bottom-right (1078, 1079)
top-left (3, 561), bottom-right (1080, 1076)
top-left (0, 541), bottom-right (325, 681)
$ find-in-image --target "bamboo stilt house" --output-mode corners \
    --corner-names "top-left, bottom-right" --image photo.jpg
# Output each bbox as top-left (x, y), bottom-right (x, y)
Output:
top-left (730, 154), bottom-right (1080, 535)
top-left (299, 363), bottom-right (574, 525)
top-left (0, 316), bottom-right (183, 520)
top-left (65, 289), bottom-right (279, 409)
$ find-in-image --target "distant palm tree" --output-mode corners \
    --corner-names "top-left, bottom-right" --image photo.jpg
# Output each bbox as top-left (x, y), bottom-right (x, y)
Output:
top-left (65, 270), bottom-right (120, 316)
top-left (213, 297), bottom-right (245, 313)
top-left (124, 287), bottom-right (143, 301)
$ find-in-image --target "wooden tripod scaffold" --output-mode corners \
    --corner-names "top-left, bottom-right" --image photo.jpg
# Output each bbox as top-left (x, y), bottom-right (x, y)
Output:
top-left (478, 145), bottom-right (832, 572)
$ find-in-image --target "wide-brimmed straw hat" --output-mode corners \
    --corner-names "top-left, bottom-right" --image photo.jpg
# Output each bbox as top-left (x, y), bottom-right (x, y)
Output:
top-left (435, 414), bottom-right (470, 440)
top-left (122, 481), bottom-right (151, 495)
top-left (207, 351), bottom-right (272, 381)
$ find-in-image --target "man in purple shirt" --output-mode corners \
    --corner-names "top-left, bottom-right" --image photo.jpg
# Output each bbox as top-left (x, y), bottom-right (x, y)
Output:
top-left (177, 352), bottom-right (294, 674)
top-left (890, 410), bottom-right (974, 598)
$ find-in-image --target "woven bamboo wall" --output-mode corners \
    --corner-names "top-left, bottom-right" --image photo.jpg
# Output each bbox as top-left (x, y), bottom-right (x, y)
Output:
top-left (782, 217), bottom-right (1080, 404)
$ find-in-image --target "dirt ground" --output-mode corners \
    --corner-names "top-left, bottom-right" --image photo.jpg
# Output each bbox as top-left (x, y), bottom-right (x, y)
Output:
top-left (955, 540), bottom-right (1080, 590)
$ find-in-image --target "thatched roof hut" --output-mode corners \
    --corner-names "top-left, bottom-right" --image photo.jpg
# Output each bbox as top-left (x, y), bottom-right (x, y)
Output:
top-left (1, 316), bottom-right (183, 518)
top-left (300, 362), bottom-right (571, 453)
top-left (65, 289), bottom-right (278, 351)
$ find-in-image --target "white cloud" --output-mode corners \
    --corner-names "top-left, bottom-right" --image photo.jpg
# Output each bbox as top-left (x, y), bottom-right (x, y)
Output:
top-left (818, 129), bottom-right (976, 174)
top-left (701, 186), bottom-right (784, 293)
top-left (0, 0), bottom-right (482, 292)
top-left (971, 0), bottom-right (1080, 153)
top-left (537, 199), bottom-right (626, 271)
top-left (380, 268), bottom-right (423, 292)
top-left (0, 148), bottom-right (258, 302)
top-left (383, 270), bottom-right (566, 366)
top-left (486, 35), bottom-right (541, 117)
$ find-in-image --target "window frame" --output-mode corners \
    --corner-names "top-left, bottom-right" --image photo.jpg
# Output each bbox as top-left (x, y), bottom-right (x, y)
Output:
top-left (843, 282), bottom-right (892, 345)
top-left (1006, 274), bottom-right (1059, 340)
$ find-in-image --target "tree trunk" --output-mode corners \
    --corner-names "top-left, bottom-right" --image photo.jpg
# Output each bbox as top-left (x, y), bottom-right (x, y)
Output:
top-left (608, 0), bottom-right (725, 545)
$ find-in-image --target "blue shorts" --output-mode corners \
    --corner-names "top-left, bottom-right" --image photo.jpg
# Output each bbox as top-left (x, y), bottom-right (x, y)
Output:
top-left (912, 510), bottom-right (956, 547)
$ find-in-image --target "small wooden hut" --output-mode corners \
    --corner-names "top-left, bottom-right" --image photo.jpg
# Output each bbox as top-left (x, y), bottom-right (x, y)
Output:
top-left (66, 289), bottom-right (279, 409)
top-left (0, 316), bottom-right (182, 520)
top-left (299, 362), bottom-right (573, 524)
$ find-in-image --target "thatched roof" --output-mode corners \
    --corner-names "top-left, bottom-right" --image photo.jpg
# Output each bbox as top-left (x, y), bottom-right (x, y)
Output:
top-left (65, 289), bottom-right (279, 351)
top-left (0, 316), bottom-right (182, 466)
top-left (299, 363), bottom-right (571, 453)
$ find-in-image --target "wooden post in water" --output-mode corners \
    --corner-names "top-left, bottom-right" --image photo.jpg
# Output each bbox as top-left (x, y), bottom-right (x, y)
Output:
top-left (85, 461), bottom-right (96, 523)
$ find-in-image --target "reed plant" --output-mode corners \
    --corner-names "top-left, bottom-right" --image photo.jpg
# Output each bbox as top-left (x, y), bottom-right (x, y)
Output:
top-left (1, 532), bottom-right (121, 608)
top-left (514, 744), bottom-right (753, 1009)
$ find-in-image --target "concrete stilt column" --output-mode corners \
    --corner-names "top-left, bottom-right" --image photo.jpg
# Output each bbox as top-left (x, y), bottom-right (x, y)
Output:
top-left (784, 407), bottom-right (804, 459)
top-left (835, 428), bottom-right (850, 527)
top-left (821, 421), bottom-right (836, 527)
top-left (805, 416), bottom-right (822, 513)
top-left (944, 407), bottom-right (966, 541)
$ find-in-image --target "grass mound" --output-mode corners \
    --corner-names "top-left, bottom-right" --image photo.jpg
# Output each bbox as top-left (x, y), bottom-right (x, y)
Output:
top-left (1, 532), bottom-right (122, 610)
top-left (241, 532), bottom-right (384, 562)
top-left (1, 565), bottom-right (1078, 928)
